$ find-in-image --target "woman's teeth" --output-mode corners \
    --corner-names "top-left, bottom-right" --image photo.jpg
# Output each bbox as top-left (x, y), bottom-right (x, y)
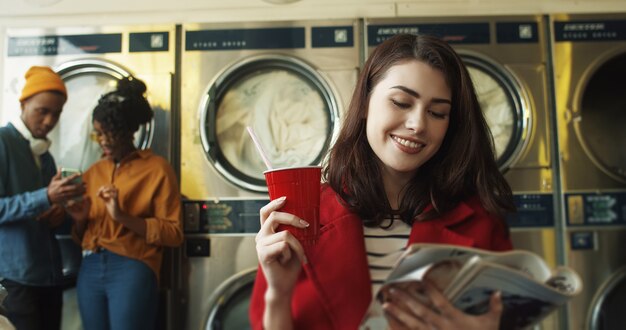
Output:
top-left (393, 136), bottom-right (422, 149)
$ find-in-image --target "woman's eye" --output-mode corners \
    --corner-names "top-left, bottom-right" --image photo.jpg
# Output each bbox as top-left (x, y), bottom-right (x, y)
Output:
top-left (391, 99), bottom-right (411, 109)
top-left (429, 110), bottom-right (447, 119)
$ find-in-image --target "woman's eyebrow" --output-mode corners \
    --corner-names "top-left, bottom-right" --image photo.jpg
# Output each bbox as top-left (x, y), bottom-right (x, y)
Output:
top-left (390, 85), bottom-right (451, 105)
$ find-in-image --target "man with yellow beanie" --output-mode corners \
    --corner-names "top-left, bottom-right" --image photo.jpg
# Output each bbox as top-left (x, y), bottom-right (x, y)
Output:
top-left (0, 66), bottom-right (85, 330)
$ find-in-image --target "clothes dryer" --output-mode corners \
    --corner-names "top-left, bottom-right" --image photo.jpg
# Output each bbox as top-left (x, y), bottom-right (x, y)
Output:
top-left (179, 19), bottom-right (360, 330)
top-left (2, 25), bottom-right (178, 330)
top-left (551, 13), bottom-right (626, 330)
top-left (180, 19), bottom-right (360, 199)
top-left (365, 16), bottom-right (560, 329)
top-left (181, 198), bottom-right (264, 330)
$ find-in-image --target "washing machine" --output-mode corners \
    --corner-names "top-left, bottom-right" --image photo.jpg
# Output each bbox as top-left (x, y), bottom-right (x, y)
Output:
top-left (180, 19), bottom-right (360, 199)
top-left (2, 25), bottom-right (178, 330)
top-left (365, 16), bottom-right (561, 329)
top-left (551, 13), bottom-right (626, 330)
top-left (178, 19), bottom-right (360, 330)
top-left (181, 199), bottom-right (265, 330)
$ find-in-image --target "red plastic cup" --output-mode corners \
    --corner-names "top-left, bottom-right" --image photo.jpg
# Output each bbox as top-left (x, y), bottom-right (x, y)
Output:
top-left (264, 166), bottom-right (322, 248)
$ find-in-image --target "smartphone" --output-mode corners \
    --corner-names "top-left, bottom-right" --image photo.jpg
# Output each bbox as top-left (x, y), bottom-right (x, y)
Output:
top-left (61, 167), bottom-right (82, 184)
top-left (61, 167), bottom-right (83, 202)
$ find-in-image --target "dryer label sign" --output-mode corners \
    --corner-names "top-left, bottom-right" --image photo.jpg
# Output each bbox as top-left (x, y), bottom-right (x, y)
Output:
top-left (367, 23), bottom-right (490, 46)
top-left (7, 34), bottom-right (122, 56)
top-left (555, 20), bottom-right (626, 42)
top-left (185, 28), bottom-right (305, 51)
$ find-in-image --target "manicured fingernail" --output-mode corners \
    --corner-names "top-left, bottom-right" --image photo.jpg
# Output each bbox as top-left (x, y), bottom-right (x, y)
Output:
top-left (276, 196), bottom-right (286, 202)
top-left (299, 219), bottom-right (310, 227)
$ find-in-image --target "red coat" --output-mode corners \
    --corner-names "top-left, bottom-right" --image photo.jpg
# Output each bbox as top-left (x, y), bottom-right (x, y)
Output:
top-left (249, 185), bottom-right (512, 329)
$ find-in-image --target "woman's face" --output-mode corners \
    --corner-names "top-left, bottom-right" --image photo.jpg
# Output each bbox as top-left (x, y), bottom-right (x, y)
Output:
top-left (366, 59), bottom-right (451, 180)
top-left (91, 120), bottom-right (130, 161)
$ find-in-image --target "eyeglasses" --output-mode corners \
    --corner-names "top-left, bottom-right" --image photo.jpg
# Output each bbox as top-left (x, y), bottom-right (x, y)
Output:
top-left (90, 130), bottom-right (105, 142)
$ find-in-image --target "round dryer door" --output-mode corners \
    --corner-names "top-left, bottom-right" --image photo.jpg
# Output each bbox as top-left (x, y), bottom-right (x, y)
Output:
top-left (204, 268), bottom-right (257, 330)
top-left (463, 53), bottom-right (529, 171)
top-left (574, 53), bottom-right (626, 183)
top-left (588, 266), bottom-right (626, 329)
top-left (50, 59), bottom-right (154, 171)
top-left (200, 54), bottom-right (340, 193)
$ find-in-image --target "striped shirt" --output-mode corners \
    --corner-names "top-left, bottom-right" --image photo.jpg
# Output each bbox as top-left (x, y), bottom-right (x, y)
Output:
top-left (363, 218), bottom-right (411, 297)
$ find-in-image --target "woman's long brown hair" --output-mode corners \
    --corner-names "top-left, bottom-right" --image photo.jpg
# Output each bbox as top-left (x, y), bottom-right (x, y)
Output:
top-left (324, 34), bottom-right (515, 227)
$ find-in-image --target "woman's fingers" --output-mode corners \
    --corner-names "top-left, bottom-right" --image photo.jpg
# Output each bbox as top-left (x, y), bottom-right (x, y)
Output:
top-left (487, 291), bottom-right (503, 318)
top-left (384, 281), bottom-right (504, 330)
top-left (259, 196), bottom-right (286, 226)
top-left (257, 230), bottom-right (307, 265)
top-left (97, 184), bottom-right (118, 200)
top-left (385, 288), bottom-right (438, 327)
top-left (422, 280), bottom-right (455, 319)
top-left (383, 293), bottom-right (428, 329)
top-left (257, 198), bottom-right (310, 241)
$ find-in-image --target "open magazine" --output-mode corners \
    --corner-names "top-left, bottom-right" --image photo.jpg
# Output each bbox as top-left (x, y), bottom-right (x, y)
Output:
top-left (360, 243), bottom-right (582, 330)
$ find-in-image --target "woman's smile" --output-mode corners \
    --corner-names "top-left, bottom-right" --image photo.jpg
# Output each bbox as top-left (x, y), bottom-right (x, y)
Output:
top-left (391, 134), bottom-right (424, 154)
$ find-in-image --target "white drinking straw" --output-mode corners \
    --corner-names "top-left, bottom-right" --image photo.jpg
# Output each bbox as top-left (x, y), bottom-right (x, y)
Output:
top-left (246, 126), bottom-right (273, 170)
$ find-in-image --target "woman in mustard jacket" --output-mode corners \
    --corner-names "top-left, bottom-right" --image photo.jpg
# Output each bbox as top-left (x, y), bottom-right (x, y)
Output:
top-left (66, 77), bottom-right (183, 330)
top-left (250, 34), bottom-right (515, 329)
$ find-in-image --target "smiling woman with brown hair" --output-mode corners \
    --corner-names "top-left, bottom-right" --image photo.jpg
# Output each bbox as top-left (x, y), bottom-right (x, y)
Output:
top-left (249, 34), bottom-right (515, 330)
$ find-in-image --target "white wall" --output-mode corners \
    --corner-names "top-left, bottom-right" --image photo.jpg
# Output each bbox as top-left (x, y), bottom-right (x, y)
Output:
top-left (1, 0), bottom-right (626, 122)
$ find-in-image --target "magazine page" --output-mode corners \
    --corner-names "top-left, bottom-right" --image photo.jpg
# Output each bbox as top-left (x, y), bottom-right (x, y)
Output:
top-left (479, 251), bottom-right (553, 281)
top-left (387, 244), bottom-right (486, 282)
top-left (391, 244), bottom-right (554, 283)
top-left (360, 244), bottom-right (582, 330)
top-left (446, 261), bottom-right (581, 329)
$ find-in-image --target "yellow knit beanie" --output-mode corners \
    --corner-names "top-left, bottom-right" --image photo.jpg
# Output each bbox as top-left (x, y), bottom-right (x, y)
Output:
top-left (19, 66), bottom-right (67, 102)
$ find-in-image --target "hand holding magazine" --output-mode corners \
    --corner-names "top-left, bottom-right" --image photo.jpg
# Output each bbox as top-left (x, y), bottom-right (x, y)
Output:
top-left (360, 243), bottom-right (582, 330)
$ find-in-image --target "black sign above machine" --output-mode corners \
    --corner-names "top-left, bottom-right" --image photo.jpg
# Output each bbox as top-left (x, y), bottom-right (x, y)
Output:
top-left (311, 26), bottom-right (354, 48)
top-left (186, 27), bottom-right (305, 51)
top-left (129, 32), bottom-right (170, 52)
top-left (368, 23), bottom-right (490, 46)
top-left (368, 21), bottom-right (540, 46)
top-left (7, 33), bottom-right (122, 56)
top-left (496, 22), bottom-right (539, 43)
top-left (554, 19), bottom-right (626, 42)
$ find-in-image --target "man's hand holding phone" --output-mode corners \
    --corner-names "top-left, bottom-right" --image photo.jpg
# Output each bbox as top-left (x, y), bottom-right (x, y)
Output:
top-left (47, 168), bottom-right (85, 205)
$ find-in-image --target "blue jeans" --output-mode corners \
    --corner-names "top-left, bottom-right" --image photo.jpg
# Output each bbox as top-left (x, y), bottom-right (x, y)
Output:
top-left (76, 250), bottom-right (157, 330)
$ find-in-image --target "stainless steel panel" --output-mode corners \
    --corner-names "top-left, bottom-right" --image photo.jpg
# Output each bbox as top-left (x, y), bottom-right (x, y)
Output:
top-left (511, 229), bottom-right (562, 330)
top-left (180, 19), bottom-right (360, 200)
top-left (552, 13), bottom-right (626, 191)
top-left (551, 13), bottom-right (626, 330)
top-left (567, 229), bottom-right (626, 329)
top-left (183, 235), bottom-right (257, 330)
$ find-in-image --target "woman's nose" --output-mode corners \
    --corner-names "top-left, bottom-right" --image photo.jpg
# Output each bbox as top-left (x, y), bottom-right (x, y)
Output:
top-left (405, 107), bottom-right (426, 133)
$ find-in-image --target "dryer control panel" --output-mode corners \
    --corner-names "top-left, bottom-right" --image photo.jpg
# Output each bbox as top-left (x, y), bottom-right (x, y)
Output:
top-left (183, 199), bottom-right (267, 234)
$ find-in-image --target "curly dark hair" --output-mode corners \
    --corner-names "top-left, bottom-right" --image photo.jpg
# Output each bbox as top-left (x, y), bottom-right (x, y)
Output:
top-left (325, 34), bottom-right (515, 227)
top-left (92, 76), bottom-right (153, 139)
